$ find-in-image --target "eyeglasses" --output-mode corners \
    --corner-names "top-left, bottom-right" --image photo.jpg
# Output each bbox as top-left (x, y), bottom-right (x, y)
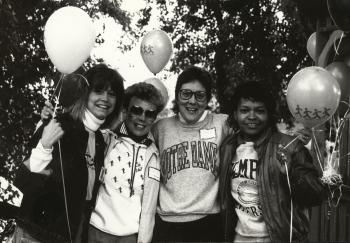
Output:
top-left (179, 89), bottom-right (207, 102)
top-left (129, 105), bottom-right (158, 120)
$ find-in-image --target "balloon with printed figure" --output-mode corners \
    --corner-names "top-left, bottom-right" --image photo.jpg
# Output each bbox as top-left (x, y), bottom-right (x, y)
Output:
top-left (307, 32), bottom-right (317, 61)
top-left (140, 30), bottom-right (173, 75)
top-left (44, 6), bottom-right (96, 74)
top-left (287, 66), bottom-right (341, 128)
top-left (143, 77), bottom-right (169, 109)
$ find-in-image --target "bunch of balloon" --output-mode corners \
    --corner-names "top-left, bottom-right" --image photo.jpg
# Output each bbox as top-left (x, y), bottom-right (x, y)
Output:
top-left (287, 66), bottom-right (341, 129)
top-left (287, 66), bottom-right (343, 188)
top-left (44, 6), bottom-right (95, 113)
top-left (326, 62), bottom-right (350, 117)
top-left (140, 30), bottom-right (173, 75)
top-left (144, 77), bottom-right (169, 109)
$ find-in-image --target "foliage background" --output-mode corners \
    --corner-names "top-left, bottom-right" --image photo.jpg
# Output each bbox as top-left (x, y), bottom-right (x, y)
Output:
top-left (0, 0), bottom-right (316, 240)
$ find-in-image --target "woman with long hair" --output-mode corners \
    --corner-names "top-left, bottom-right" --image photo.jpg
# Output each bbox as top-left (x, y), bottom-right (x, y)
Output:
top-left (14, 64), bottom-right (124, 243)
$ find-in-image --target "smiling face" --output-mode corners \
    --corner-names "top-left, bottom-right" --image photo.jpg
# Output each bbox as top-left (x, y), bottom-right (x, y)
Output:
top-left (125, 97), bottom-right (158, 137)
top-left (177, 80), bottom-right (208, 124)
top-left (87, 86), bottom-right (117, 120)
top-left (235, 98), bottom-right (269, 141)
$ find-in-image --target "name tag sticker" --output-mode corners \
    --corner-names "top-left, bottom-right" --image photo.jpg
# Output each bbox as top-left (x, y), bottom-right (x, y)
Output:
top-left (200, 128), bottom-right (216, 140)
top-left (148, 167), bottom-right (160, 182)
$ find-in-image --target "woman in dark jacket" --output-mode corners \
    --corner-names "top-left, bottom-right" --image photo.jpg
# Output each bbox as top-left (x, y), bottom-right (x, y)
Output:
top-left (14, 64), bottom-right (124, 243)
top-left (219, 81), bottom-right (328, 242)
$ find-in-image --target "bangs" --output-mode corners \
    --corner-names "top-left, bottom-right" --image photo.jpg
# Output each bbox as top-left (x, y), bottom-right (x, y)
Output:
top-left (89, 70), bottom-right (123, 94)
top-left (90, 77), bottom-right (111, 92)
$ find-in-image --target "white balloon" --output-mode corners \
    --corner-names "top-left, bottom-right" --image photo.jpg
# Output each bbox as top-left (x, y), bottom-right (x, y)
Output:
top-left (144, 77), bottom-right (169, 109)
top-left (287, 66), bottom-right (341, 128)
top-left (44, 6), bottom-right (96, 74)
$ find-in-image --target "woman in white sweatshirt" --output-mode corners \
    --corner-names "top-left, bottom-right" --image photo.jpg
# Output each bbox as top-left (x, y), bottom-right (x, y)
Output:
top-left (152, 66), bottom-right (230, 242)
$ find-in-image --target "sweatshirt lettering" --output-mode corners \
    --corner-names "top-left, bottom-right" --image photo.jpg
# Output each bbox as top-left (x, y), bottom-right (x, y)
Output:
top-left (161, 141), bottom-right (218, 183)
top-left (231, 159), bottom-right (258, 180)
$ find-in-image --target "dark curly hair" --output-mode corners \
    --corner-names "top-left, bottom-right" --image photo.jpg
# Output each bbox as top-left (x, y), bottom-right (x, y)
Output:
top-left (227, 81), bottom-right (278, 131)
top-left (172, 66), bottom-right (212, 113)
top-left (123, 82), bottom-right (164, 113)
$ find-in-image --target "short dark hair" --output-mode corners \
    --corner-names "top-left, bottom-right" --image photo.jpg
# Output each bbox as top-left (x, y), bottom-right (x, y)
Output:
top-left (227, 81), bottom-right (277, 130)
top-left (172, 66), bottom-right (213, 113)
top-left (123, 82), bottom-right (163, 113)
top-left (66, 64), bottom-right (125, 128)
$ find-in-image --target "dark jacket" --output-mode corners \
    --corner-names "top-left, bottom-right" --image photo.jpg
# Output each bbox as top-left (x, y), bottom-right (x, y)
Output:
top-left (219, 130), bottom-right (326, 242)
top-left (14, 113), bottom-right (105, 243)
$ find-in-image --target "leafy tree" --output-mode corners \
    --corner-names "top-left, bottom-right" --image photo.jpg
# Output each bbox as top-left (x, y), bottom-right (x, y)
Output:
top-left (0, 0), bottom-right (131, 239)
top-left (0, 0), bottom-right (131, 179)
top-left (139, 0), bottom-right (314, 120)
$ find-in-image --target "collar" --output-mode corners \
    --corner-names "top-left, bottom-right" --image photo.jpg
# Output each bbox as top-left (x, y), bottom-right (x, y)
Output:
top-left (83, 109), bottom-right (105, 132)
top-left (117, 122), bottom-right (153, 146)
top-left (178, 110), bottom-right (209, 124)
top-left (237, 128), bottom-right (273, 148)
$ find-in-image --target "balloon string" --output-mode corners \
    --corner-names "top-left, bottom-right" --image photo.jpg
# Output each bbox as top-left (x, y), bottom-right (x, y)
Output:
top-left (311, 130), bottom-right (324, 172)
top-left (284, 161), bottom-right (293, 243)
top-left (334, 32), bottom-right (344, 56)
top-left (53, 82), bottom-right (62, 118)
top-left (52, 74), bottom-right (64, 118)
top-left (52, 74), bottom-right (64, 96)
top-left (58, 140), bottom-right (73, 243)
top-left (74, 73), bottom-right (89, 87)
top-left (283, 135), bottom-right (300, 150)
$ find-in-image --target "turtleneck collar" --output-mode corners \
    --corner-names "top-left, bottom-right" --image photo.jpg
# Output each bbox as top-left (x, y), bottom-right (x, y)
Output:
top-left (178, 110), bottom-right (209, 124)
top-left (83, 109), bottom-right (105, 132)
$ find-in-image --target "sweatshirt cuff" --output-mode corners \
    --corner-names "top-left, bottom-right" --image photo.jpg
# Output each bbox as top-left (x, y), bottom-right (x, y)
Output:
top-left (29, 140), bottom-right (53, 173)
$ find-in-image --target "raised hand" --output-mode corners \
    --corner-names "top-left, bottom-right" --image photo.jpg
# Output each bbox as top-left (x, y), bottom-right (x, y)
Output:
top-left (41, 119), bottom-right (64, 149)
top-left (276, 145), bottom-right (291, 175)
top-left (41, 100), bottom-right (54, 121)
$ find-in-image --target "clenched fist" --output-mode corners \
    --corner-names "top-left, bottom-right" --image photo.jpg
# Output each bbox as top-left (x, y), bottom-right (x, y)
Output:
top-left (41, 119), bottom-right (64, 149)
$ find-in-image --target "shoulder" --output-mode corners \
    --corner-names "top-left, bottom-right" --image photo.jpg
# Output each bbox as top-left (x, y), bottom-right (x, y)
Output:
top-left (209, 113), bottom-right (229, 127)
top-left (212, 113), bottom-right (229, 120)
top-left (101, 128), bottom-right (117, 138)
top-left (221, 133), bottom-right (236, 146)
top-left (153, 116), bottom-right (177, 130)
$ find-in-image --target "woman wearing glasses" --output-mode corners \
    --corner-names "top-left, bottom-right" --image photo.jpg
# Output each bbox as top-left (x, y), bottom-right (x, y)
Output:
top-left (152, 66), bottom-right (230, 242)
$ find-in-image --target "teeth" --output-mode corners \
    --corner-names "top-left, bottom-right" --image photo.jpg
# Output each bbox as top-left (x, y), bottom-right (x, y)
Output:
top-left (97, 105), bottom-right (108, 109)
top-left (186, 108), bottom-right (196, 112)
top-left (135, 124), bottom-right (145, 129)
top-left (247, 123), bottom-right (258, 128)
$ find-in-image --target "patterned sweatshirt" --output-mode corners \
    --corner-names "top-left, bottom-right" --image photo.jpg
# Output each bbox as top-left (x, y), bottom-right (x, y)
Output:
top-left (90, 123), bottom-right (160, 243)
